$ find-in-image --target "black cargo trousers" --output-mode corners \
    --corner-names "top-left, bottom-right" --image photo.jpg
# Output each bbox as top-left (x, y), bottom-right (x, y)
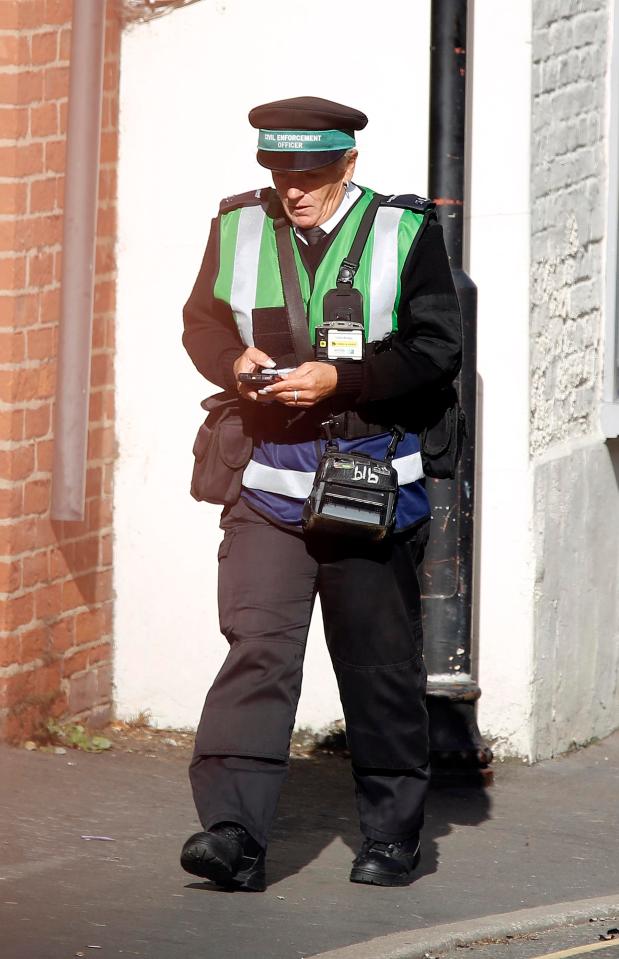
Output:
top-left (189, 496), bottom-right (430, 851)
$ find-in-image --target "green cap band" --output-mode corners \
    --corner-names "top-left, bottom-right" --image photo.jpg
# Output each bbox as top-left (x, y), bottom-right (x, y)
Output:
top-left (258, 128), bottom-right (356, 153)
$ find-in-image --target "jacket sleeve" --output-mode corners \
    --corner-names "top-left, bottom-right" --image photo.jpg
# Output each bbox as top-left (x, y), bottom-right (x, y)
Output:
top-left (182, 216), bottom-right (245, 392)
top-left (333, 217), bottom-right (463, 403)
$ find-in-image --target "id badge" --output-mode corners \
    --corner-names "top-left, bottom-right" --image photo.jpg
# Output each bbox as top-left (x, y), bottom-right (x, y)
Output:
top-left (325, 327), bottom-right (364, 360)
top-left (315, 323), bottom-right (365, 362)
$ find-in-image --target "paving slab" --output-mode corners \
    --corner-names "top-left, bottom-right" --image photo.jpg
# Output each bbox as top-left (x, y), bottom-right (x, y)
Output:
top-left (0, 730), bottom-right (618, 959)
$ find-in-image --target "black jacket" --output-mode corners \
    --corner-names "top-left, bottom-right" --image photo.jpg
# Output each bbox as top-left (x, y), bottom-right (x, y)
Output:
top-left (183, 188), bottom-right (462, 434)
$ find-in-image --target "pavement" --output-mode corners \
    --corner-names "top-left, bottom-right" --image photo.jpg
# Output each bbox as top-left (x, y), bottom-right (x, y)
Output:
top-left (0, 729), bottom-right (618, 959)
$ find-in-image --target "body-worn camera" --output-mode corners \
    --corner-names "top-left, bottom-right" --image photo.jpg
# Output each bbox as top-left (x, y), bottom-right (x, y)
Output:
top-left (315, 285), bottom-right (365, 362)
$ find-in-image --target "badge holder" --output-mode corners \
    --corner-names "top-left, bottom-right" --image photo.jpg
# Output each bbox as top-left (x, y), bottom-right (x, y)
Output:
top-left (315, 193), bottom-right (384, 363)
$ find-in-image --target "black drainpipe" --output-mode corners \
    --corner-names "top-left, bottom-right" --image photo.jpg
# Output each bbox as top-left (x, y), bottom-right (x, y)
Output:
top-left (423, 0), bottom-right (492, 776)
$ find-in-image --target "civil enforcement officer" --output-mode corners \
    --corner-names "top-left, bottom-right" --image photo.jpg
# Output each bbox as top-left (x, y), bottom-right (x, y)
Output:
top-left (180, 96), bottom-right (462, 891)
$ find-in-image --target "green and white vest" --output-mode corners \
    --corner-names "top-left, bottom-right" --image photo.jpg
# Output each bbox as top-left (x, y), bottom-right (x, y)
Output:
top-left (213, 186), bottom-right (425, 347)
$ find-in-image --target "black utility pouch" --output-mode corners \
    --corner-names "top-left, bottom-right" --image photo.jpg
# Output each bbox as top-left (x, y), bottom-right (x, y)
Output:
top-left (190, 392), bottom-right (253, 505)
top-left (420, 400), bottom-right (467, 480)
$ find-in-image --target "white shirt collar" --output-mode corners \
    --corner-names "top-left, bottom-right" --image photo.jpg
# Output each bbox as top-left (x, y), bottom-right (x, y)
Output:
top-left (293, 182), bottom-right (362, 244)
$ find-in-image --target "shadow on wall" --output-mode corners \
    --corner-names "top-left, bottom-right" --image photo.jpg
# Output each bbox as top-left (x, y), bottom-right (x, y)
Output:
top-left (185, 754), bottom-right (492, 888)
top-left (607, 438), bottom-right (619, 489)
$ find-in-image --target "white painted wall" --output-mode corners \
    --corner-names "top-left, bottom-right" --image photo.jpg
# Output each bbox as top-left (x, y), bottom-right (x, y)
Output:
top-left (467, 0), bottom-right (535, 756)
top-left (114, 0), bottom-right (432, 731)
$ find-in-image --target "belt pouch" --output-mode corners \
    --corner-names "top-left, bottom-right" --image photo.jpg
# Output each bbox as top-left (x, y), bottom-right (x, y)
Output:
top-left (190, 392), bottom-right (253, 505)
top-left (420, 398), bottom-right (467, 479)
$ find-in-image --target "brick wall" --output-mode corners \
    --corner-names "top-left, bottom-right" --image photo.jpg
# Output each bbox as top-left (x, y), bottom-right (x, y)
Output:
top-left (0, 1), bottom-right (120, 741)
top-left (530, 0), bottom-right (609, 456)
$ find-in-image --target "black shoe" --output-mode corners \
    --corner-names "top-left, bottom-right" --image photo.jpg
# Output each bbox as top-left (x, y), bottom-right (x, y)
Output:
top-left (350, 835), bottom-right (421, 887)
top-left (180, 822), bottom-right (266, 892)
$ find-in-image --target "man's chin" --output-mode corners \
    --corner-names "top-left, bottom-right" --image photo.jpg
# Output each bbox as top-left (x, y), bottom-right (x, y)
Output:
top-left (288, 211), bottom-right (318, 228)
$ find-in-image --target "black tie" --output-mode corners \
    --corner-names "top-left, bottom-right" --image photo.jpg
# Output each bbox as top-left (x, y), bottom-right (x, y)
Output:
top-left (302, 226), bottom-right (326, 247)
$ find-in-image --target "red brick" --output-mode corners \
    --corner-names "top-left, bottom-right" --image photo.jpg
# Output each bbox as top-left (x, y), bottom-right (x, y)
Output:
top-left (73, 535), bottom-right (99, 574)
top-left (3, 293), bottom-right (38, 329)
top-left (3, 592), bottom-right (34, 630)
top-left (20, 625), bottom-right (51, 662)
top-left (25, 403), bottom-right (50, 439)
top-left (0, 329), bottom-right (24, 363)
top-left (31, 213), bottom-right (62, 248)
top-left (0, 559), bottom-right (21, 593)
top-left (34, 516), bottom-right (57, 549)
top-left (34, 580), bottom-right (62, 619)
top-left (49, 542), bottom-right (72, 580)
top-left (5, 407), bottom-right (24, 442)
top-left (0, 484), bottom-right (23, 520)
top-left (44, 0), bottom-right (72, 27)
top-left (0, 2), bottom-right (44, 31)
top-left (29, 177), bottom-right (57, 214)
top-left (49, 614), bottom-right (74, 653)
top-left (31, 31), bottom-right (57, 65)
top-left (0, 105), bottom-right (29, 140)
top-left (90, 353), bottom-right (113, 388)
top-left (93, 280), bottom-right (115, 315)
top-left (0, 33), bottom-right (20, 66)
top-left (35, 438), bottom-right (53, 472)
top-left (63, 647), bottom-right (90, 676)
top-left (0, 256), bottom-right (26, 290)
top-left (62, 576), bottom-right (88, 613)
top-left (0, 444), bottom-right (34, 482)
top-left (43, 65), bottom-right (69, 101)
top-left (44, 138), bottom-right (65, 173)
top-left (22, 549), bottom-right (49, 588)
top-left (0, 634), bottom-right (20, 669)
top-left (27, 326), bottom-right (55, 361)
top-left (103, 389), bottom-right (115, 421)
top-left (74, 607), bottom-right (104, 645)
top-left (100, 533), bottom-right (112, 567)
top-left (27, 251), bottom-right (54, 287)
top-left (0, 71), bottom-right (44, 106)
top-left (0, 181), bottom-right (28, 216)
top-left (58, 27), bottom-right (71, 61)
top-left (24, 478), bottom-right (50, 515)
top-left (88, 391), bottom-right (104, 424)
top-left (0, 219), bottom-right (16, 253)
top-left (2, 516), bottom-right (35, 555)
top-left (39, 289), bottom-right (60, 325)
top-left (84, 467), bottom-right (102, 497)
top-left (87, 426), bottom-right (115, 461)
top-left (30, 101), bottom-right (57, 137)
top-left (88, 643), bottom-right (110, 667)
top-left (66, 668), bottom-right (97, 714)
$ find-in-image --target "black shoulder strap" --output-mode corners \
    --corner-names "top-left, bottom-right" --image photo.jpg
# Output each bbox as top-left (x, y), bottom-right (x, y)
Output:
top-left (273, 211), bottom-right (314, 365)
top-left (336, 193), bottom-right (385, 288)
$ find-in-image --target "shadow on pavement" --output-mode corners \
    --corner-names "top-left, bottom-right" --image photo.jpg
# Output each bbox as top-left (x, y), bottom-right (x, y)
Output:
top-left (184, 752), bottom-right (493, 889)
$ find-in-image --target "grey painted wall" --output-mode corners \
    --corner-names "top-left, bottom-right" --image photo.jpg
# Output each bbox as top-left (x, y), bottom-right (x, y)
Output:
top-left (530, 0), bottom-right (619, 757)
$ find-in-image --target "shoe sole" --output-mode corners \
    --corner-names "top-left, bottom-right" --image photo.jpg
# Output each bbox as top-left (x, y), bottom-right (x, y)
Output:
top-left (181, 850), bottom-right (266, 893)
top-left (349, 867), bottom-right (416, 886)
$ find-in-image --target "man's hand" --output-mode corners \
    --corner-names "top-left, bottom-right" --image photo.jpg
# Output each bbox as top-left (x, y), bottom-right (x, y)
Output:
top-left (259, 362), bottom-right (338, 407)
top-left (233, 346), bottom-right (276, 401)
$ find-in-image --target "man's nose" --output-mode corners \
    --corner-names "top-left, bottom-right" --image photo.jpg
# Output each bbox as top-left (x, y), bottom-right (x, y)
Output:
top-left (286, 185), bottom-right (304, 200)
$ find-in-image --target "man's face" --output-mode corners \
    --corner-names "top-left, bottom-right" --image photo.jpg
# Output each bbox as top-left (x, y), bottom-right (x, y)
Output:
top-left (272, 152), bottom-right (357, 229)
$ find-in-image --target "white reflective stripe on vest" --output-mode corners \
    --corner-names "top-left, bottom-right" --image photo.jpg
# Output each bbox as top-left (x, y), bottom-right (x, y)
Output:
top-left (242, 450), bottom-right (424, 499)
top-left (230, 205), bottom-right (266, 346)
top-left (368, 206), bottom-right (406, 342)
top-left (242, 459), bottom-right (315, 499)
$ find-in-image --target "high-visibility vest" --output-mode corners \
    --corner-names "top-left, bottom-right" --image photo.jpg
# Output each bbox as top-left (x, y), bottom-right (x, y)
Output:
top-left (212, 186), bottom-right (430, 531)
top-left (213, 186), bottom-right (425, 347)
